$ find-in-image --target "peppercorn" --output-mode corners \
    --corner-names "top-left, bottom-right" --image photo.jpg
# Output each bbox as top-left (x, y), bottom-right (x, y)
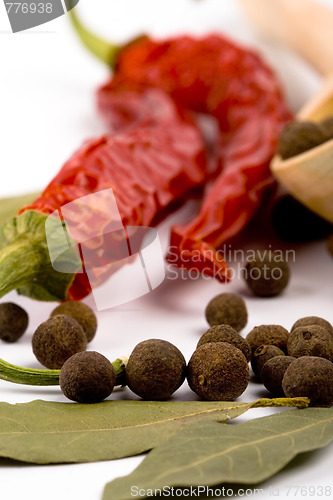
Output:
top-left (282, 356), bottom-right (333, 407)
top-left (328, 234), bottom-right (333, 257)
top-left (287, 325), bottom-right (333, 361)
top-left (261, 356), bottom-right (295, 396)
top-left (272, 195), bottom-right (333, 242)
top-left (290, 316), bottom-right (333, 337)
top-left (32, 314), bottom-right (87, 369)
top-left (321, 116), bottom-right (333, 140)
top-left (243, 251), bottom-right (290, 297)
top-left (197, 324), bottom-right (251, 362)
top-left (50, 301), bottom-right (97, 342)
top-left (187, 342), bottom-right (249, 401)
top-left (125, 339), bottom-right (186, 400)
top-left (245, 324), bottom-right (289, 355)
top-left (59, 351), bottom-right (116, 403)
top-left (278, 120), bottom-right (328, 160)
top-left (205, 293), bottom-right (247, 332)
top-left (0, 302), bottom-right (29, 343)
top-left (251, 344), bottom-right (285, 379)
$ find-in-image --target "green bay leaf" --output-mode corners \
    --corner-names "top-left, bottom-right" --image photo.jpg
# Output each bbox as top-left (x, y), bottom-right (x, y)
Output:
top-left (0, 192), bottom-right (40, 227)
top-left (103, 407), bottom-right (333, 500)
top-left (0, 398), bottom-right (306, 464)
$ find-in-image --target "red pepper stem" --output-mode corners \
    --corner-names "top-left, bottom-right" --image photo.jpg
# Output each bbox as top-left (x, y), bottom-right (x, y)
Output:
top-left (0, 211), bottom-right (79, 302)
top-left (0, 238), bottom-right (45, 298)
top-left (67, 1), bottom-right (121, 69)
top-left (0, 357), bottom-right (128, 386)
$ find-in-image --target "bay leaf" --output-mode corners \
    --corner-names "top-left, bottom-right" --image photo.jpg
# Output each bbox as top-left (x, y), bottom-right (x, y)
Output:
top-left (103, 407), bottom-right (333, 500)
top-left (0, 398), bottom-right (306, 464)
top-left (0, 192), bottom-right (40, 226)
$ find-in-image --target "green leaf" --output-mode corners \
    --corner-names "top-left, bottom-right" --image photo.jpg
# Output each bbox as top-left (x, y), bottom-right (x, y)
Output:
top-left (0, 398), bottom-right (306, 464)
top-left (0, 192), bottom-right (40, 226)
top-left (103, 408), bottom-right (333, 500)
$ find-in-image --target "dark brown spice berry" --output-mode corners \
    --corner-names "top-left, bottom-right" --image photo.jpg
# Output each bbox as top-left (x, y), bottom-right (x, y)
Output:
top-left (205, 293), bottom-right (247, 332)
top-left (187, 342), bottom-right (249, 401)
top-left (321, 116), bottom-right (333, 140)
top-left (243, 251), bottom-right (290, 297)
top-left (125, 339), bottom-right (186, 400)
top-left (290, 316), bottom-right (333, 337)
top-left (50, 301), bottom-right (97, 342)
top-left (272, 195), bottom-right (333, 242)
top-left (0, 302), bottom-right (29, 343)
top-left (32, 314), bottom-right (87, 369)
top-left (261, 356), bottom-right (296, 396)
top-left (197, 324), bottom-right (251, 362)
top-left (287, 325), bottom-right (333, 361)
top-left (327, 234), bottom-right (333, 257)
top-left (59, 351), bottom-right (116, 403)
top-left (282, 356), bottom-right (333, 407)
top-left (246, 324), bottom-right (289, 355)
top-left (251, 344), bottom-right (285, 379)
top-left (278, 120), bottom-right (328, 160)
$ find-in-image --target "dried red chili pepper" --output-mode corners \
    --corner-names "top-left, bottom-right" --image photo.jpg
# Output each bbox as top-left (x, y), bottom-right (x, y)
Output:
top-left (95, 34), bottom-right (292, 280)
top-left (0, 88), bottom-right (208, 301)
top-left (0, 9), bottom-right (293, 302)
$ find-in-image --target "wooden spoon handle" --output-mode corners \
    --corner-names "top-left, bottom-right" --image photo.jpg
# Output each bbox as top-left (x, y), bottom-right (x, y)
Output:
top-left (239, 0), bottom-right (333, 75)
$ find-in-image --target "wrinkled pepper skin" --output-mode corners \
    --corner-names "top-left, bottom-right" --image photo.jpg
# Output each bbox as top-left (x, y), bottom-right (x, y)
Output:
top-left (0, 33), bottom-right (292, 302)
top-left (19, 88), bottom-right (209, 300)
top-left (98, 34), bottom-right (292, 280)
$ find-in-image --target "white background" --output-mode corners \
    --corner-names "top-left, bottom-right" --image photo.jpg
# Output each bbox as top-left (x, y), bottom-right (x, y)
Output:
top-left (0, 1), bottom-right (333, 499)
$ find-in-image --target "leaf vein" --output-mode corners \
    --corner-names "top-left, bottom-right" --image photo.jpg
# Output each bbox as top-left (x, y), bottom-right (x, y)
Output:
top-left (152, 414), bottom-right (333, 484)
top-left (0, 406), bottom-right (246, 436)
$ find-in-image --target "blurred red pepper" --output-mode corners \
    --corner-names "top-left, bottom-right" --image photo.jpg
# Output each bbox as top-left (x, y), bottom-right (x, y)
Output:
top-left (96, 34), bottom-right (292, 280)
top-left (0, 89), bottom-right (208, 301)
top-left (0, 10), bottom-right (293, 303)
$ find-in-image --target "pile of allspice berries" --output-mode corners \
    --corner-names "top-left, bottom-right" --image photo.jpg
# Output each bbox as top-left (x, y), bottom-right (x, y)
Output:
top-left (1, 118), bottom-right (332, 406)
top-left (201, 293), bottom-right (333, 407)
top-left (0, 248), bottom-right (332, 407)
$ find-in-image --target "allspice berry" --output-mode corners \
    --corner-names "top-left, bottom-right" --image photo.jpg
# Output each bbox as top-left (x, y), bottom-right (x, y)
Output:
top-left (321, 116), bottom-right (333, 140)
top-left (287, 325), bottom-right (333, 361)
top-left (246, 324), bottom-right (289, 355)
top-left (251, 345), bottom-right (285, 379)
top-left (187, 342), bottom-right (249, 401)
top-left (290, 316), bottom-right (333, 337)
top-left (50, 301), bottom-right (97, 342)
top-left (272, 195), bottom-right (332, 242)
top-left (32, 315), bottom-right (87, 369)
top-left (261, 356), bottom-right (296, 396)
top-left (0, 302), bottom-right (28, 343)
top-left (125, 339), bottom-right (186, 400)
top-left (60, 351), bottom-right (116, 403)
top-left (327, 234), bottom-right (333, 257)
top-left (197, 324), bottom-right (251, 362)
top-left (282, 356), bottom-right (333, 406)
top-left (243, 251), bottom-right (290, 297)
top-left (205, 293), bottom-right (247, 332)
top-left (278, 121), bottom-right (328, 160)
